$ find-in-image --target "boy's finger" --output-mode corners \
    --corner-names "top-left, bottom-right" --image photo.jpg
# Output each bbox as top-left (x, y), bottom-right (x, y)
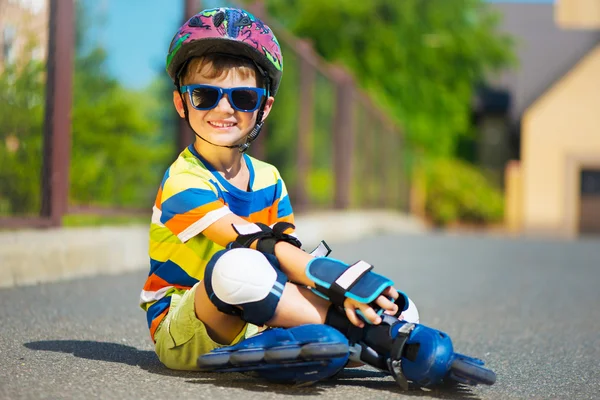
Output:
top-left (344, 306), bottom-right (364, 328)
top-left (358, 305), bottom-right (381, 325)
top-left (375, 295), bottom-right (398, 313)
top-left (383, 286), bottom-right (399, 300)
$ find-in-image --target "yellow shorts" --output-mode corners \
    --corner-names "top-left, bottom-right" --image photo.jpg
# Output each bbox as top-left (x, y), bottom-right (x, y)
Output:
top-left (154, 282), bottom-right (260, 370)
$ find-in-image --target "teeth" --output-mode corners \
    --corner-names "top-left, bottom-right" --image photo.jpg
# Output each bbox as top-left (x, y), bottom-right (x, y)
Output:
top-left (210, 121), bottom-right (235, 128)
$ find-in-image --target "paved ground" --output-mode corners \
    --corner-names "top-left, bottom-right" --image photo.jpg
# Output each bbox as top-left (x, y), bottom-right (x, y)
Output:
top-left (0, 232), bottom-right (598, 399)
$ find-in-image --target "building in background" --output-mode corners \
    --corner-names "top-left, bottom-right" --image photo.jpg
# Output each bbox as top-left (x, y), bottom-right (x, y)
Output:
top-left (494, 0), bottom-right (600, 237)
top-left (0, 0), bottom-right (48, 71)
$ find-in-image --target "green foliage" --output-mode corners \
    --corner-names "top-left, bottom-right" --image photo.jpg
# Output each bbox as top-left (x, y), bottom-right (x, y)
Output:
top-left (0, 1), bottom-right (177, 217)
top-left (70, 47), bottom-right (172, 207)
top-left (416, 158), bottom-right (504, 226)
top-left (0, 59), bottom-right (46, 215)
top-left (307, 168), bottom-right (334, 207)
top-left (262, 0), bottom-right (515, 159)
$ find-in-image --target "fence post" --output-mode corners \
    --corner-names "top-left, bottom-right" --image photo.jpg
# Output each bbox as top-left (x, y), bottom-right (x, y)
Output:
top-left (293, 40), bottom-right (317, 212)
top-left (41, 0), bottom-right (75, 226)
top-left (330, 66), bottom-right (355, 209)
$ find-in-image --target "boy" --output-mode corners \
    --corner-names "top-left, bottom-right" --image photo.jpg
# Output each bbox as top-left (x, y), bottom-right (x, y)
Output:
top-left (140, 7), bottom-right (409, 372)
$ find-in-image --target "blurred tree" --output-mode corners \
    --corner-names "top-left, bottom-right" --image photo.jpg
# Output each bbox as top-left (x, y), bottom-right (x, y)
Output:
top-left (260, 0), bottom-right (515, 159)
top-left (69, 1), bottom-right (172, 207)
top-left (0, 2), bottom-right (173, 216)
top-left (69, 46), bottom-right (170, 207)
top-left (0, 57), bottom-right (46, 215)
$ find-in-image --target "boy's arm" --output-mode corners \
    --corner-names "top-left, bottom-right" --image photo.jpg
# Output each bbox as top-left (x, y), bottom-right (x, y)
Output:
top-left (202, 213), bottom-right (399, 327)
top-left (202, 213), bottom-right (313, 284)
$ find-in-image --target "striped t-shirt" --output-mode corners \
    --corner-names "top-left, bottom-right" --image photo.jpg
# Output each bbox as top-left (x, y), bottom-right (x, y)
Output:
top-left (140, 145), bottom-right (294, 340)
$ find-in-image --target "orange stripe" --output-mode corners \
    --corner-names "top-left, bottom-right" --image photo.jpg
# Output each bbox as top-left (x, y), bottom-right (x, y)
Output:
top-left (154, 187), bottom-right (163, 209)
top-left (143, 273), bottom-right (194, 294)
top-left (164, 201), bottom-right (224, 235)
top-left (143, 273), bottom-right (170, 292)
top-left (149, 308), bottom-right (169, 341)
top-left (248, 207), bottom-right (271, 225)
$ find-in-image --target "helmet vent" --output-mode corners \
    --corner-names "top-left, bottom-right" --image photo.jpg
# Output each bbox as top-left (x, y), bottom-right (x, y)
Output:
top-left (189, 16), bottom-right (203, 27)
top-left (213, 11), bottom-right (225, 27)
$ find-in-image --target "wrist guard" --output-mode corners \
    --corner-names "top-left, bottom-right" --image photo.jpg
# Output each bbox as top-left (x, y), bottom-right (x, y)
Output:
top-left (229, 222), bottom-right (302, 255)
top-left (306, 257), bottom-right (408, 318)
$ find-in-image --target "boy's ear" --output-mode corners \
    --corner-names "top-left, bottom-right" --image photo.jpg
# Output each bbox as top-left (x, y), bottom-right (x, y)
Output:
top-left (173, 90), bottom-right (186, 118)
top-left (259, 96), bottom-right (275, 121)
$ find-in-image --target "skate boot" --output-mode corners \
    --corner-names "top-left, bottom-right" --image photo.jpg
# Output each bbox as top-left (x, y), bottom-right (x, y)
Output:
top-left (327, 308), bottom-right (497, 389)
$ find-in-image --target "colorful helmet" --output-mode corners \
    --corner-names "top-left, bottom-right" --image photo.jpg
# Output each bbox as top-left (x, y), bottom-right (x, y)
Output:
top-left (166, 7), bottom-right (283, 96)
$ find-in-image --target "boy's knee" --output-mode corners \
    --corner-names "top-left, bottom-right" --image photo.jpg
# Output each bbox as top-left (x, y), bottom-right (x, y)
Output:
top-left (205, 248), bottom-right (288, 326)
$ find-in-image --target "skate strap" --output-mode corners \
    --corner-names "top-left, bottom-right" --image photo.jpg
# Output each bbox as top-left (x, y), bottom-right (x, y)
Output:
top-left (388, 322), bottom-right (416, 391)
top-left (306, 257), bottom-right (401, 307)
top-left (230, 222), bottom-right (302, 255)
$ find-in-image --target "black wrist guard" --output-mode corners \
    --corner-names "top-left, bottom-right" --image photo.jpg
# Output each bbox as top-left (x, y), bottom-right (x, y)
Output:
top-left (229, 222), bottom-right (302, 255)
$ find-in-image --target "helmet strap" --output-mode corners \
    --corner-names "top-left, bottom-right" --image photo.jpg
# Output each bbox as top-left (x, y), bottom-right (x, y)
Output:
top-left (238, 69), bottom-right (271, 153)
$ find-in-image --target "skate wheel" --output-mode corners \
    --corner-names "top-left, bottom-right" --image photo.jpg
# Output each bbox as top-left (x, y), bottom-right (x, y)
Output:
top-left (264, 345), bottom-right (302, 362)
top-left (229, 348), bottom-right (265, 365)
top-left (197, 351), bottom-right (231, 369)
top-left (301, 342), bottom-right (349, 360)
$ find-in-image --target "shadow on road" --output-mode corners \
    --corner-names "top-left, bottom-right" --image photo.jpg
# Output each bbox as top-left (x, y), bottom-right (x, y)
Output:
top-left (24, 340), bottom-right (482, 399)
top-left (187, 369), bottom-right (482, 399)
top-left (23, 340), bottom-right (187, 377)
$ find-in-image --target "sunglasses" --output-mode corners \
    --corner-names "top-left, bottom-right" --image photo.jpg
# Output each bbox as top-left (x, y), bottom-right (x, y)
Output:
top-left (180, 84), bottom-right (266, 112)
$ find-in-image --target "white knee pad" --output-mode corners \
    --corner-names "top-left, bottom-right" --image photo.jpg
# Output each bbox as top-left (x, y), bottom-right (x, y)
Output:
top-left (400, 296), bottom-right (420, 324)
top-left (205, 248), bottom-right (287, 325)
top-left (211, 248), bottom-right (282, 304)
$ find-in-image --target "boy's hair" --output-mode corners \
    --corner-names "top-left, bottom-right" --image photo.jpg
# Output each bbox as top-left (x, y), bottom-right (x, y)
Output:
top-left (181, 54), bottom-right (265, 89)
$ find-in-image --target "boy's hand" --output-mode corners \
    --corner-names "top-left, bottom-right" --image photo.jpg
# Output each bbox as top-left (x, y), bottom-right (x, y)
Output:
top-left (343, 286), bottom-right (400, 328)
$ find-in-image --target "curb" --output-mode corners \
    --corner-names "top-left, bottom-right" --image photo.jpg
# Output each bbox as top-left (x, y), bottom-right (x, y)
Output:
top-left (0, 210), bottom-right (427, 289)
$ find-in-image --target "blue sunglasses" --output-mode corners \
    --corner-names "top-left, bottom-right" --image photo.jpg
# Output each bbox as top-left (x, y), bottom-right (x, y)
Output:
top-left (180, 84), bottom-right (266, 112)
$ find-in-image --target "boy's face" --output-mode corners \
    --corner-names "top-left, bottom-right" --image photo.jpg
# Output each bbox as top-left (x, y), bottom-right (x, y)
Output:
top-left (173, 62), bottom-right (274, 149)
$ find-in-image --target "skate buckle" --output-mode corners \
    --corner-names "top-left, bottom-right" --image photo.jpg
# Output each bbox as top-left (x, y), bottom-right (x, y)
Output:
top-left (387, 322), bottom-right (416, 390)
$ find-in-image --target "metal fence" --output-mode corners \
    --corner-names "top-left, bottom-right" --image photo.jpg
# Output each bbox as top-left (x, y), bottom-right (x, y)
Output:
top-left (0, 0), bottom-right (409, 229)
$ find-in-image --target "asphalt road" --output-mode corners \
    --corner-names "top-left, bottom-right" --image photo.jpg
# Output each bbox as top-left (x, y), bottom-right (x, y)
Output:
top-left (1, 232), bottom-right (599, 400)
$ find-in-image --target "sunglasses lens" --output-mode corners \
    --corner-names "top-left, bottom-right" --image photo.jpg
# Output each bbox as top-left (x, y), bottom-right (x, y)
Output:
top-left (191, 87), bottom-right (219, 109)
top-left (231, 89), bottom-right (260, 111)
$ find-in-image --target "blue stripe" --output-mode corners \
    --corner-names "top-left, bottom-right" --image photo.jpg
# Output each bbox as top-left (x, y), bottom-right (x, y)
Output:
top-left (160, 187), bottom-right (219, 224)
top-left (154, 259), bottom-right (199, 288)
top-left (243, 153), bottom-right (255, 188)
top-left (273, 281), bottom-right (285, 291)
top-left (149, 258), bottom-right (162, 276)
top-left (225, 185), bottom-right (277, 217)
top-left (146, 297), bottom-right (171, 328)
top-left (269, 287), bottom-right (283, 298)
top-left (160, 168), bottom-right (170, 191)
top-left (278, 194), bottom-right (293, 218)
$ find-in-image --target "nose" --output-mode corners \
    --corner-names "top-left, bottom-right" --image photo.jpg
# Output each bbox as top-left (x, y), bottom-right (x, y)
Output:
top-left (215, 94), bottom-right (234, 112)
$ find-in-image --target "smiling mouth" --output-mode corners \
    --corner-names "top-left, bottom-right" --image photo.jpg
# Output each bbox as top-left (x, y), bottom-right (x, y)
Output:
top-left (209, 121), bottom-right (237, 128)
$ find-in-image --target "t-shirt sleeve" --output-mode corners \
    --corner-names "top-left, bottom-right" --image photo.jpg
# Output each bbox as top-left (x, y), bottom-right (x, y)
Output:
top-left (158, 173), bottom-right (232, 243)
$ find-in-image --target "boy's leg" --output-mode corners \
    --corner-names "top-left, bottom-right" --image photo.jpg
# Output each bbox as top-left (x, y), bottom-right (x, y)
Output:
top-left (194, 277), bottom-right (330, 344)
top-left (153, 283), bottom-right (255, 370)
